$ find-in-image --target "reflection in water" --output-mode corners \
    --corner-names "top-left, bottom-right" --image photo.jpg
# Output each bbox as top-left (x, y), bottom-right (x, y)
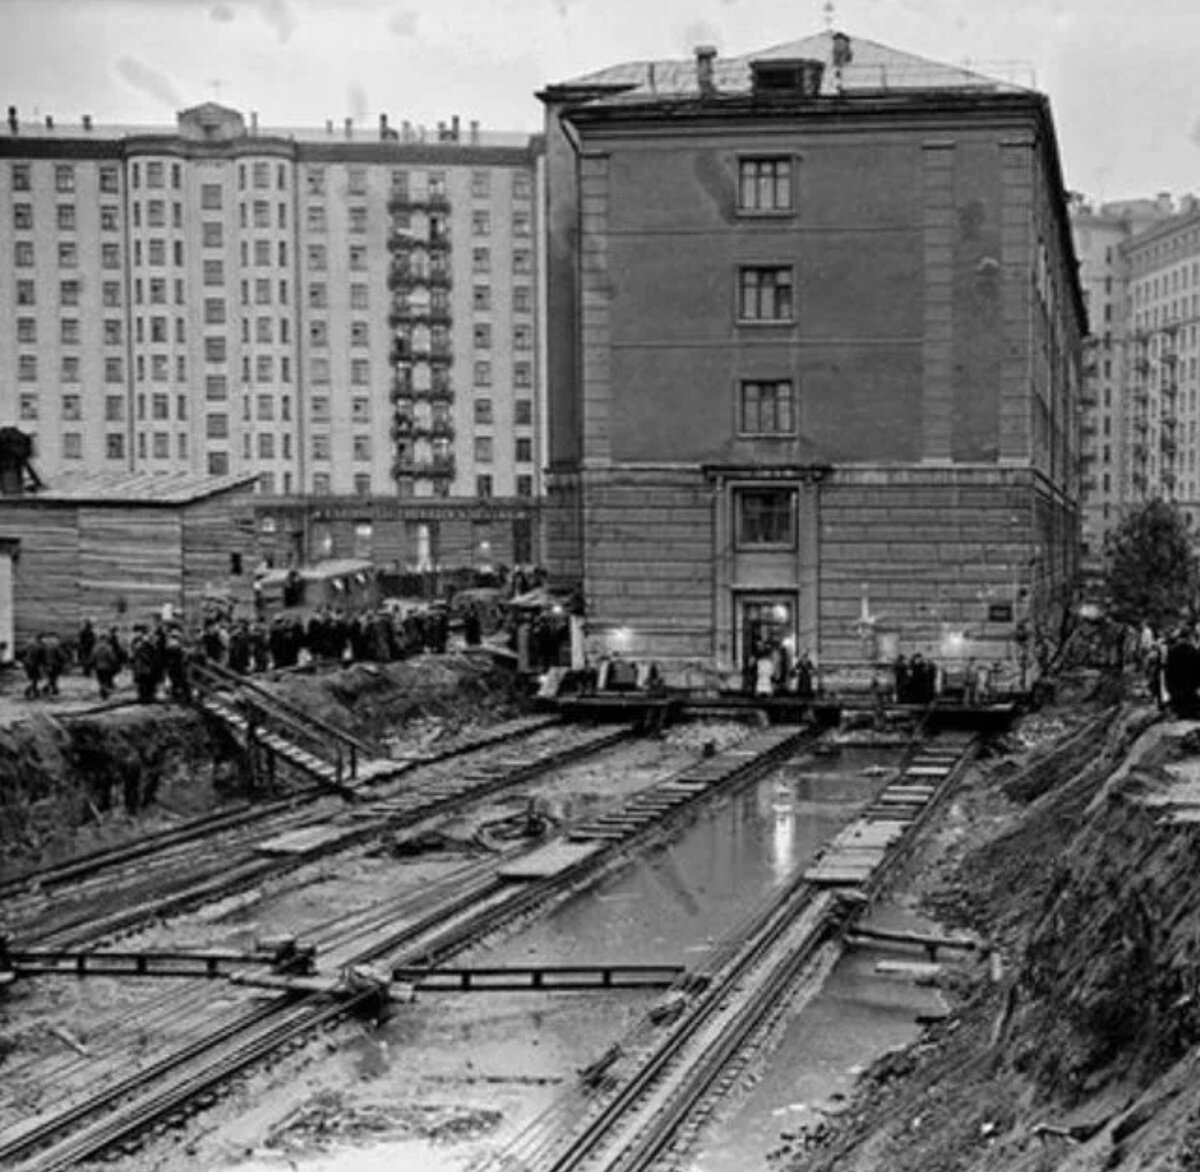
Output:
top-left (769, 781), bottom-right (796, 882)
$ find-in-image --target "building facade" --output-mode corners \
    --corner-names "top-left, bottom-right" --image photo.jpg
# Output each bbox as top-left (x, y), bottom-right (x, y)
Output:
top-left (0, 104), bottom-right (544, 511)
top-left (541, 32), bottom-right (1086, 687)
top-left (1070, 194), bottom-right (1179, 560)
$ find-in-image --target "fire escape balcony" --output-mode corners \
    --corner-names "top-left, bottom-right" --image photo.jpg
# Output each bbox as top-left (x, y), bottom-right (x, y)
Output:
top-left (422, 380), bottom-right (454, 404)
top-left (414, 417), bottom-right (455, 441)
top-left (388, 304), bottom-right (430, 328)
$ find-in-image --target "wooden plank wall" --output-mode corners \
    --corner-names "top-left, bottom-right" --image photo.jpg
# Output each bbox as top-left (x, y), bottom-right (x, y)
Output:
top-left (0, 502), bottom-right (82, 646)
top-left (181, 487), bottom-right (256, 620)
top-left (79, 506), bottom-right (183, 626)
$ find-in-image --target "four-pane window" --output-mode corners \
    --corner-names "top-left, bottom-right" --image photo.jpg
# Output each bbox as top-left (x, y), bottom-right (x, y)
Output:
top-left (739, 380), bottom-right (795, 435)
top-left (738, 157), bottom-right (793, 213)
top-left (738, 266), bottom-right (793, 322)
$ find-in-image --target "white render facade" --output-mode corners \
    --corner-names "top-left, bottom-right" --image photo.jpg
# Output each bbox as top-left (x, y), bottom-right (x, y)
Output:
top-left (0, 104), bottom-right (544, 502)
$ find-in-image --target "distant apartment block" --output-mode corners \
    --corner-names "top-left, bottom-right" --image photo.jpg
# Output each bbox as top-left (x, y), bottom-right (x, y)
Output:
top-left (0, 103), bottom-right (544, 507)
top-left (1071, 193), bottom-right (1200, 555)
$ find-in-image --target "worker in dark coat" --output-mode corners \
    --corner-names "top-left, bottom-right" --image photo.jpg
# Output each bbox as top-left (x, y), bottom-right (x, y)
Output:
top-left (1164, 631), bottom-right (1200, 718)
top-left (227, 621), bottom-right (252, 674)
top-left (77, 618), bottom-right (97, 677)
top-left (22, 634), bottom-right (45, 699)
top-left (42, 633), bottom-right (64, 696)
top-left (130, 627), bottom-right (159, 703)
top-left (93, 632), bottom-right (121, 700)
top-left (164, 628), bottom-right (190, 701)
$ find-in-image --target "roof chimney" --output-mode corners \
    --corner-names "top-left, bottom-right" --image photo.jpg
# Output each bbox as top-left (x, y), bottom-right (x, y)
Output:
top-left (379, 112), bottom-right (389, 140)
top-left (1158, 191), bottom-right (1173, 213)
top-left (44, 114), bottom-right (54, 131)
top-left (695, 45), bottom-right (717, 96)
top-left (7, 106), bottom-right (18, 135)
top-left (469, 119), bottom-right (480, 145)
top-left (250, 110), bottom-right (258, 134)
top-left (451, 114), bottom-right (461, 141)
top-left (436, 120), bottom-right (446, 141)
top-left (344, 117), bottom-right (353, 140)
top-left (401, 119), bottom-right (412, 142)
top-left (325, 118), bottom-right (333, 136)
top-left (82, 114), bottom-right (92, 132)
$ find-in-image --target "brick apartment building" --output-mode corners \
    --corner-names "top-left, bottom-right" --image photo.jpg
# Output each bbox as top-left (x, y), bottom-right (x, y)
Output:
top-left (540, 30), bottom-right (1086, 687)
top-left (0, 103), bottom-right (545, 569)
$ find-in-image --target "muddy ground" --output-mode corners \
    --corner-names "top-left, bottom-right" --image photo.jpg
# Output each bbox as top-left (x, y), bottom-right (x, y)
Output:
top-left (783, 679), bottom-right (1200, 1172)
top-left (0, 653), bottom-right (531, 878)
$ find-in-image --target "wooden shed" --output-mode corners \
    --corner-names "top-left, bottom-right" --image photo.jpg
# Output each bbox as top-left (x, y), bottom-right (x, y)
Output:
top-left (0, 472), bottom-right (258, 657)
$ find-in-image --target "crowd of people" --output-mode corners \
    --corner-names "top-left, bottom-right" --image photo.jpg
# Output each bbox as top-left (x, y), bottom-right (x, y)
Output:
top-left (18, 599), bottom-right (498, 705)
top-left (1143, 624), bottom-right (1200, 717)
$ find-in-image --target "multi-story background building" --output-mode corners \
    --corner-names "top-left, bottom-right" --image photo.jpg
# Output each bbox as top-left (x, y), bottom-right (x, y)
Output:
top-left (541, 31), bottom-right (1086, 687)
top-left (0, 103), bottom-right (545, 566)
top-left (1071, 194), bottom-right (1179, 559)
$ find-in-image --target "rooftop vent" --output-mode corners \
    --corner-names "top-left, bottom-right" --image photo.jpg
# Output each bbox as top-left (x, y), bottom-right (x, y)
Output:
top-left (750, 58), bottom-right (825, 98)
top-left (695, 45), bottom-right (717, 96)
top-left (7, 106), bottom-right (18, 135)
top-left (82, 114), bottom-right (93, 132)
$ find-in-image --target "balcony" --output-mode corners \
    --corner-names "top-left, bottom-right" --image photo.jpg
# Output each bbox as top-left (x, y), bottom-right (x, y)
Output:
top-left (427, 267), bottom-right (452, 289)
top-left (389, 304), bottom-right (431, 328)
top-left (390, 415), bottom-right (415, 443)
top-left (429, 342), bottom-right (453, 366)
top-left (389, 373), bottom-right (412, 404)
top-left (387, 191), bottom-right (451, 215)
top-left (423, 380), bottom-right (454, 404)
top-left (390, 338), bottom-right (413, 366)
top-left (391, 454), bottom-right (456, 480)
top-left (1132, 441), bottom-right (1148, 461)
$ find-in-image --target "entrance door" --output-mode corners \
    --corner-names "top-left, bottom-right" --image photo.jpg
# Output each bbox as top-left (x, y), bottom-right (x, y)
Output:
top-left (737, 594), bottom-right (797, 690)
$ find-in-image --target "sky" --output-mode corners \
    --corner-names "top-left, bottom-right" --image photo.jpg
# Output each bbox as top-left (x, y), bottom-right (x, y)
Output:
top-left (1, 0), bottom-right (1199, 203)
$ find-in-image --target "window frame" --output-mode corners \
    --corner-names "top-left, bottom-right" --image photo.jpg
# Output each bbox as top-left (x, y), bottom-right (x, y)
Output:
top-left (736, 155), bottom-right (795, 217)
top-left (736, 265), bottom-right (795, 325)
top-left (737, 379), bottom-right (797, 437)
top-left (734, 486), bottom-right (798, 550)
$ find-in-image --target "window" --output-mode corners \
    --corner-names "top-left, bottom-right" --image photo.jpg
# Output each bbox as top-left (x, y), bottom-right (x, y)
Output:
top-left (105, 395), bottom-right (124, 421)
top-left (308, 244), bottom-right (327, 270)
top-left (17, 318), bottom-right (36, 344)
top-left (149, 277), bottom-right (166, 304)
top-left (147, 239), bottom-right (165, 266)
top-left (105, 357), bottom-right (124, 383)
top-left (204, 298), bottom-right (226, 324)
top-left (474, 324), bottom-right (492, 349)
top-left (99, 165), bottom-right (118, 193)
top-left (102, 243), bottom-right (120, 269)
top-left (515, 399), bottom-right (533, 426)
top-left (61, 318), bottom-right (80, 345)
top-left (146, 161), bottom-right (164, 188)
top-left (473, 247), bottom-right (490, 274)
top-left (311, 357), bottom-right (330, 384)
top-left (256, 316), bottom-right (273, 344)
top-left (514, 325), bottom-right (532, 350)
top-left (101, 206), bottom-right (119, 231)
top-left (309, 283), bottom-right (327, 309)
top-left (513, 212), bottom-right (531, 237)
top-left (736, 488), bottom-right (796, 547)
top-left (107, 434), bottom-right (125, 460)
top-left (251, 160), bottom-right (270, 189)
top-left (201, 183), bottom-right (222, 210)
top-left (313, 472), bottom-right (331, 494)
top-left (515, 437), bottom-right (533, 463)
top-left (63, 433), bottom-right (83, 460)
top-left (739, 380), bottom-right (795, 434)
top-left (12, 162), bottom-right (31, 190)
top-left (738, 157), bottom-right (793, 213)
top-left (60, 280), bottom-right (80, 306)
top-left (513, 249), bottom-right (532, 275)
top-left (206, 413), bottom-right (229, 439)
top-left (206, 375), bottom-right (227, 400)
top-left (306, 167), bottom-right (325, 196)
top-left (13, 203), bottom-right (33, 230)
top-left (61, 394), bottom-right (82, 421)
top-left (150, 316), bottom-right (167, 343)
top-left (208, 452), bottom-right (229, 476)
top-left (349, 245), bottom-right (366, 271)
top-left (352, 435), bottom-right (371, 461)
top-left (254, 239), bottom-right (271, 266)
top-left (205, 336), bottom-right (227, 363)
top-left (348, 166), bottom-right (367, 195)
top-left (512, 171), bottom-right (532, 199)
top-left (147, 199), bottom-right (165, 227)
top-left (252, 199), bottom-right (270, 228)
top-left (311, 396), bottom-right (330, 422)
top-left (350, 283), bottom-right (369, 310)
top-left (472, 362), bottom-right (493, 389)
top-left (14, 241), bottom-right (33, 267)
top-left (307, 205), bottom-right (326, 233)
top-left (349, 207), bottom-right (368, 234)
top-left (19, 394), bottom-right (38, 421)
top-left (152, 432), bottom-right (169, 460)
top-left (476, 474), bottom-right (494, 498)
top-left (351, 396), bottom-right (370, 422)
top-left (255, 278), bottom-right (271, 305)
top-left (258, 433), bottom-right (275, 459)
top-left (473, 285), bottom-right (492, 312)
top-left (472, 211), bottom-right (490, 236)
top-left (55, 165), bottom-right (75, 193)
top-left (151, 355), bottom-right (168, 382)
top-left (309, 321), bottom-right (328, 347)
top-left (738, 266), bottom-right (794, 322)
top-left (256, 356), bottom-right (273, 382)
top-left (514, 362), bottom-right (533, 388)
top-left (514, 286), bottom-right (532, 313)
top-left (351, 359), bottom-right (370, 385)
top-left (475, 399), bottom-right (494, 425)
top-left (471, 169), bottom-right (491, 198)
top-left (351, 321), bottom-right (369, 347)
top-left (516, 474), bottom-right (534, 498)
top-left (102, 319), bottom-right (121, 345)
top-left (312, 434), bottom-right (331, 460)
top-left (203, 259), bottom-right (224, 286)
top-left (474, 436), bottom-right (493, 463)
top-left (152, 392), bottom-right (169, 419)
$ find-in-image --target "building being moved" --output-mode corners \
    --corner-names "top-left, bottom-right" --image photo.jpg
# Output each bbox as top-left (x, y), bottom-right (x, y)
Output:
top-left (540, 30), bottom-right (1086, 688)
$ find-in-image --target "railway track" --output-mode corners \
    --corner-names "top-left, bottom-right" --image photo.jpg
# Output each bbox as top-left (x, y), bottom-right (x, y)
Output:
top-left (0, 726), bottom-right (812, 1170)
top-left (8, 718), bottom-right (621, 948)
top-left (481, 731), bottom-right (980, 1172)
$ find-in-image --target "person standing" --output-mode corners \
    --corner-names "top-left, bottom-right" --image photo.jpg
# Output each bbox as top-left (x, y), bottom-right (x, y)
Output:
top-left (77, 618), bottom-right (96, 677)
top-left (93, 632), bottom-right (120, 700)
top-left (42, 632), bottom-right (64, 697)
top-left (22, 633), bottom-right (45, 699)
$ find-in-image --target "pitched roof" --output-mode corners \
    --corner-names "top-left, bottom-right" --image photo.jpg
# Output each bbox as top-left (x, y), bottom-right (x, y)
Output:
top-left (556, 30), bottom-right (1033, 101)
top-left (12, 471), bottom-right (259, 506)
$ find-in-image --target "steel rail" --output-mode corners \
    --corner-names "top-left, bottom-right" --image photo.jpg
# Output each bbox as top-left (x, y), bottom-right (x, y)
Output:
top-left (4, 729), bottom-right (813, 1169)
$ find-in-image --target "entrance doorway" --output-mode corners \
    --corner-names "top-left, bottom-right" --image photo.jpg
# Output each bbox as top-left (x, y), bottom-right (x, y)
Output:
top-left (737, 593), bottom-right (797, 693)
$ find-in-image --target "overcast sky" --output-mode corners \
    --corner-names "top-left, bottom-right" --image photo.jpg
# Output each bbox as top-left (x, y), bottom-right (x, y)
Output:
top-left (1, 0), bottom-right (1198, 203)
